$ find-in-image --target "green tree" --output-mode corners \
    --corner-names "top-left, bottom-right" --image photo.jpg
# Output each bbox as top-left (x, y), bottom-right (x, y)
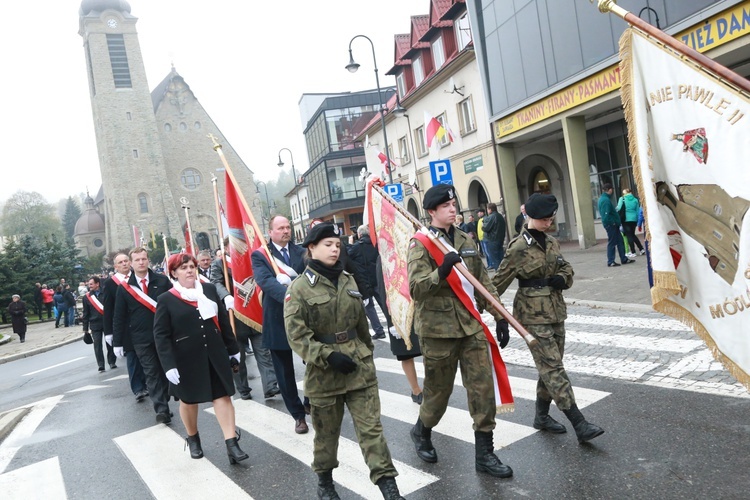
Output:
top-left (147, 234), bottom-right (180, 268)
top-left (0, 191), bottom-right (61, 238)
top-left (61, 196), bottom-right (82, 239)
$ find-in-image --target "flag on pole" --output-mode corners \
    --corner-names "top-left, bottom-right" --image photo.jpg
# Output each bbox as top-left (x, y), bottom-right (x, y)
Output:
top-left (620, 27), bottom-right (750, 390)
top-left (424, 111), bottom-right (454, 149)
top-left (218, 199), bottom-right (230, 237)
top-left (132, 225), bottom-right (142, 248)
top-left (376, 149), bottom-right (398, 175)
top-left (224, 171), bottom-right (264, 330)
top-left (183, 223), bottom-right (195, 256)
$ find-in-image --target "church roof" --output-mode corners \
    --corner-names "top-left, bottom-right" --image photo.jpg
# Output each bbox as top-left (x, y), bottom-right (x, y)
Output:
top-left (74, 207), bottom-right (105, 236)
top-left (151, 66), bottom-right (193, 112)
top-left (79, 0), bottom-right (132, 16)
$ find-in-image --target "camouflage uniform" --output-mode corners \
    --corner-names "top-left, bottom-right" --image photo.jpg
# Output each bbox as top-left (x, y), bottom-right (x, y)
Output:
top-left (407, 226), bottom-right (502, 432)
top-left (284, 267), bottom-right (397, 484)
top-left (492, 227), bottom-right (576, 410)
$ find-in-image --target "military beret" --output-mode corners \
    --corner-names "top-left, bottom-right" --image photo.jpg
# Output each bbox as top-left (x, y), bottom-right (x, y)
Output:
top-left (524, 193), bottom-right (558, 219)
top-left (301, 222), bottom-right (340, 247)
top-left (423, 184), bottom-right (456, 210)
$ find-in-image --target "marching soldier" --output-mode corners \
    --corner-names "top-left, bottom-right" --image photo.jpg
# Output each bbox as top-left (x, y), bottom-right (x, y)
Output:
top-left (284, 222), bottom-right (404, 500)
top-left (492, 193), bottom-right (604, 443)
top-left (407, 183), bottom-right (513, 479)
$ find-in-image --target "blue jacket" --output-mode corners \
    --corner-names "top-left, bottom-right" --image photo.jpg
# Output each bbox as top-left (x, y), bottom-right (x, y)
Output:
top-left (251, 243), bottom-right (306, 350)
top-left (598, 192), bottom-right (620, 226)
top-left (616, 193), bottom-right (641, 223)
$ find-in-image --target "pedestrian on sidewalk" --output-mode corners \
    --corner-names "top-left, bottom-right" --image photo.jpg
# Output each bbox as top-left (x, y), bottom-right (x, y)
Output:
top-left (492, 192), bottom-right (605, 444)
top-left (41, 284), bottom-right (54, 319)
top-left (8, 294), bottom-right (28, 343)
top-left (616, 188), bottom-right (645, 257)
top-left (599, 183), bottom-right (634, 267)
top-left (284, 222), bottom-right (405, 500)
top-left (53, 286), bottom-right (66, 328)
top-left (154, 253), bottom-right (247, 465)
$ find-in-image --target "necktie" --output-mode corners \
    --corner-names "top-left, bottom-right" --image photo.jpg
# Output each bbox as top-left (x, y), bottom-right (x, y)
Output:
top-left (281, 247), bottom-right (290, 266)
top-left (141, 278), bottom-right (148, 295)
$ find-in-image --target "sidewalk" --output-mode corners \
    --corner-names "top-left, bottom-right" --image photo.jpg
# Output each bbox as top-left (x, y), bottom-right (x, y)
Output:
top-left (0, 239), bottom-right (655, 365)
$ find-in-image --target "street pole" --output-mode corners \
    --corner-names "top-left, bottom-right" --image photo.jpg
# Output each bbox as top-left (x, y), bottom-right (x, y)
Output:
top-left (277, 148), bottom-right (306, 237)
top-left (346, 34), bottom-right (394, 185)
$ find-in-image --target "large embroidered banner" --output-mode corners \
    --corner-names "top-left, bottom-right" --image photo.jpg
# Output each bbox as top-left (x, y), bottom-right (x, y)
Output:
top-left (620, 28), bottom-right (750, 390)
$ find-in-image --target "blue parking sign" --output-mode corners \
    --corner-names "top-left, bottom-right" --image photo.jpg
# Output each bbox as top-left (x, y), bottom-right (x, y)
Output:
top-left (384, 183), bottom-right (403, 203)
top-left (429, 159), bottom-right (453, 186)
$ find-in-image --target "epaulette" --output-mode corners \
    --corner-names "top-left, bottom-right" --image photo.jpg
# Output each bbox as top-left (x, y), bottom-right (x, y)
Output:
top-left (304, 269), bottom-right (318, 286)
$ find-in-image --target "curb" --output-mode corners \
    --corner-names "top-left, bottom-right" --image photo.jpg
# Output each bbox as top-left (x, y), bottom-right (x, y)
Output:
top-left (0, 407), bottom-right (30, 444)
top-left (0, 336), bottom-right (82, 365)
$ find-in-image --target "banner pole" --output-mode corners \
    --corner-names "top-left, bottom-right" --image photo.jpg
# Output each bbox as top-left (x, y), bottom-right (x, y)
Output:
top-left (208, 134), bottom-right (281, 276)
top-left (592, 0), bottom-right (750, 94)
top-left (211, 174), bottom-right (238, 339)
top-left (371, 181), bottom-right (537, 347)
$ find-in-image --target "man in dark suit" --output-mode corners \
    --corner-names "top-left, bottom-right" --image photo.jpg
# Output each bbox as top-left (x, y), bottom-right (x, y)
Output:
top-left (103, 253), bottom-right (148, 402)
top-left (82, 275), bottom-right (117, 373)
top-left (113, 247), bottom-right (173, 424)
top-left (251, 215), bottom-right (309, 434)
top-left (211, 246), bottom-right (279, 401)
top-left (197, 250), bottom-right (213, 282)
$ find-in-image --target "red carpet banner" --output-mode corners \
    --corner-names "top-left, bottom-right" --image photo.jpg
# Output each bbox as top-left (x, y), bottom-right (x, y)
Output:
top-left (224, 171), bottom-right (264, 330)
top-left (620, 28), bottom-right (750, 390)
top-left (366, 178), bottom-right (416, 349)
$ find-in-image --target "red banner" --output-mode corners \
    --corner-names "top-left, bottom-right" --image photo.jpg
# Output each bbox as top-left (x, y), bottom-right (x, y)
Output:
top-left (224, 172), bottom-right (264, 330)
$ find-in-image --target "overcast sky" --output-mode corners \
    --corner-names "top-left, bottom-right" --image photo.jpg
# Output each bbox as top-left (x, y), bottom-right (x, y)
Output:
top-left (0, 0), bottom-right (424, 204)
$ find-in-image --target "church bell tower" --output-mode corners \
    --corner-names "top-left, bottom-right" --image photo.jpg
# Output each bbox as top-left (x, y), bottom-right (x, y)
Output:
top-left (78, 0), bottom-right (182, 252)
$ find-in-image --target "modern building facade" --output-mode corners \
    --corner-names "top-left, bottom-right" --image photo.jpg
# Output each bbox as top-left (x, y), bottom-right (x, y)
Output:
top-left (293, 89), bottom-right (396, 237)
top-left (466, 0), bottom-right (750, 246)
top-left (358, 0), bottom-right (501, 226)
top-left (77, 0), bottom-right (259, 253)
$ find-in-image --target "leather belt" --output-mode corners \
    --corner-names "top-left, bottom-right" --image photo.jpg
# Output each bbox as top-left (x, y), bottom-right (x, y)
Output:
top-left (517, 278), bottom-right (550, 289)
top-left (316, 329), bottom-right (357, 344)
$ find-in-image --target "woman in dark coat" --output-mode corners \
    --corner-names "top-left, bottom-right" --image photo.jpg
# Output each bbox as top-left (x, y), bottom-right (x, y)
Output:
top-left (8, 295), bottom-right (28, 342)
top-left (153, 253), bottom-right (247, 464)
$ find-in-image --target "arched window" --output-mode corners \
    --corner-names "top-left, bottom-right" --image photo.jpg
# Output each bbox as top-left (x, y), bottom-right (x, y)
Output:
top-left (138, 193), bottom-right (149, 213)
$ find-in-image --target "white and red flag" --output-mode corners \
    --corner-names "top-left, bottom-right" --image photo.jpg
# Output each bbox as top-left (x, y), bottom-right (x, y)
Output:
top-left (620, 27), bottom-right (750, 389)
top-left (224, 171), bottom-right (265, 330)
top-left (424, 111), bottom-right (454, 149)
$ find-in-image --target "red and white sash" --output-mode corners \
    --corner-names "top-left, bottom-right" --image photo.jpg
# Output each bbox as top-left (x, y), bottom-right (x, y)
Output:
top-left (111, 273), bottom-right (129, 286)
top-left (259, 246), bottom-right (298, 278)
top-left (86, 292), bottom-right (104, 315)
top-left (413, 228), bottom-right (514, 412)
top-left (121, 279), bottom-right (157, 313)
top-left (198, 274), bottom-right (210, 283)
top-left (168, 289), bottom-right (220, 330)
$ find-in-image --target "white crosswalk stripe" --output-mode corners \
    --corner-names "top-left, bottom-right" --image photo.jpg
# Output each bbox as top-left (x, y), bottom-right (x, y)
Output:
top-left (0, 395), bottom-right (64, 474)
top-left (114, 425), bottom-right (252, 500)
top-left (0, 457), bottom-right (66, 498)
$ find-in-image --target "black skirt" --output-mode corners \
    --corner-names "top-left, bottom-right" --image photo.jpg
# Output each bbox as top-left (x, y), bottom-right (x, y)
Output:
top-left (180, 362), bottom-right (230, 405)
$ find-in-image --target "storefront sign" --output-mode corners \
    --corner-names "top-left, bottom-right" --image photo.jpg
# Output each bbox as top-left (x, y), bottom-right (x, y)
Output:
top-left (494, 1), bottom-right (750, 140)
top-left (463, 155), bottom-right (484, 174)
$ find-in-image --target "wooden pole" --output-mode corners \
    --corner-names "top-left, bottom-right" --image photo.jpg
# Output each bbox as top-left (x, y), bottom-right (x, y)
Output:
top-left (371, 182), bottom-right (537, 347)
top-left (211, 174), bottom-right (238, 339)
top-left (594, 0), bottom-right (750, 93)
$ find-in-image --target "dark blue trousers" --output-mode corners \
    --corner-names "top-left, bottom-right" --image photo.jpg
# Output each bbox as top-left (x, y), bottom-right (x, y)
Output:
top-left (270, 349), bottom-right (308, 421)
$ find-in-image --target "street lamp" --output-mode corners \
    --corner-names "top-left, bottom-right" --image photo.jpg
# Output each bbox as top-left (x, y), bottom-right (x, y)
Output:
top-left (277, 147), bottom-right (306, 237)
top-left (346, 34), bottom-right (394, 184)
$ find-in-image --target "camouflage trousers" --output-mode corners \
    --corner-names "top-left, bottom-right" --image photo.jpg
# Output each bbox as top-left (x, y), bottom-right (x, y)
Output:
top-left (527, 322), bottom-right (576, 410)
top-left (309, 384), bottom-right (397, 484)
top-left (419, 332), bottom-right (496, 433)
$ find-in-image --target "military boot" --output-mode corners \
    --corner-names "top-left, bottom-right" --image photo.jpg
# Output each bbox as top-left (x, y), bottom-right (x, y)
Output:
top-left (410, 418), bottom-right (437, 463)
top-left (376, 476), bottom-right (405, 500)
top-left (533, 398), bottom-right (566, 433)
top-left (562, 404), bottom-right (604, 443)
top-left (317, 470), bottom-right (340, 500)
top-left (474, 431), bottom-right (513, 478)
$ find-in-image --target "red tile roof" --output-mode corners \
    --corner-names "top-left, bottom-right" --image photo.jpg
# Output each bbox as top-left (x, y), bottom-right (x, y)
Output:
top-left (409, 15), bottom-right (431, 50)
top-left (422, 0), bottom-right (454, 42)
top-left (440, 0), bottom-right (466, 21)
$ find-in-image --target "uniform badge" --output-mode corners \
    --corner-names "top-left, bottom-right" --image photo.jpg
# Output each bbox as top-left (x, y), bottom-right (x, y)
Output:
top-left (409, 241), bottom-right (416, 249)
top-left (285, 293), bottom-right (291, 302)
top-left (448, 189), bottom-right (454, 199)
top-left (523, 233), bottom-right (534, 246)
top-left (304, 269), bottom-right (317, 286)
top-left (333, 224), bottom-right (340, 235)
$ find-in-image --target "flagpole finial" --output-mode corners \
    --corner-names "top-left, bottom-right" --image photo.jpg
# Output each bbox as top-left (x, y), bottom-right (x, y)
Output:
top-left (211, 173), bottom-right (218, 184)
top-left (591, 0), bottom-right (626, 16)
top-left (208, 133), bottom-right (222, 151)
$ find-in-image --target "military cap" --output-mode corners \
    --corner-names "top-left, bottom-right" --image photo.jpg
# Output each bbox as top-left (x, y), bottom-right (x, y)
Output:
top-left (423, 184), bottom-right (456, 210)
top-left (301, 222), bottom-right (340, 247)
top-left (525, 193), bottom-right (558, 219)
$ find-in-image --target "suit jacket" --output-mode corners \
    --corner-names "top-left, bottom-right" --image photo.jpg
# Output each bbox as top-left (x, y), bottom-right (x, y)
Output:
top-left (251, 242), bottom-right (306, 350)
top-left (153, 283), bottom-right (239, 403)
top-left (113, 269), bottom-right (172, 350)
top-left (102, 276), bottom-right (123, 336)
top-left (82, 291), bottom-right (104, 332)
top-left (210, 257), bottom-right (232, 300)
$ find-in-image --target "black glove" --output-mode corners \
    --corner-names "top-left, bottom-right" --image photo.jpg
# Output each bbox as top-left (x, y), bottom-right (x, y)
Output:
top-left (548, 275), bottom-right (566, 290)
top-left (496, 319), bottom-right (510, 349)
top-left (438, 252), bottom-right (462, 280)
top-left (327, 352), bottom-right (357, 374)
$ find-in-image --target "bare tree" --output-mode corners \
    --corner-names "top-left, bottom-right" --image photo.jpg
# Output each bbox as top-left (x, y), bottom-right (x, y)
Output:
top-left (0, 191), bottom-right (61, 238)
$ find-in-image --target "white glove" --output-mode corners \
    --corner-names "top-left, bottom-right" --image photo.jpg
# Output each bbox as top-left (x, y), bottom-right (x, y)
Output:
top-left (276, 274), bottom-right (292, 286)
top-left (165, 368), bottom-right (180, 385)
top-left (105, 335), bottom-right (113, 346)
top-left (230, 352), bottom-right (241, 364)
top-left (363, 298), bottom-right (371, 306)
top-left (388, 326), bottom-right (402, 339)
top-left (114, 346), bottom-right (125, 358)
top-left (224, 295), bottom-right (235, 310)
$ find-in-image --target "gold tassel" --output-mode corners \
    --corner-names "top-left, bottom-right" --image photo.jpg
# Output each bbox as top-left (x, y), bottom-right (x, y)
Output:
top-left (496, 403), bottom-right (515, 414)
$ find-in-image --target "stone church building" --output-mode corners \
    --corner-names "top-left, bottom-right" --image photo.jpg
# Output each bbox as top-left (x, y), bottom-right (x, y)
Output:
top-left (75, 0), bottom-right (259, 256)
